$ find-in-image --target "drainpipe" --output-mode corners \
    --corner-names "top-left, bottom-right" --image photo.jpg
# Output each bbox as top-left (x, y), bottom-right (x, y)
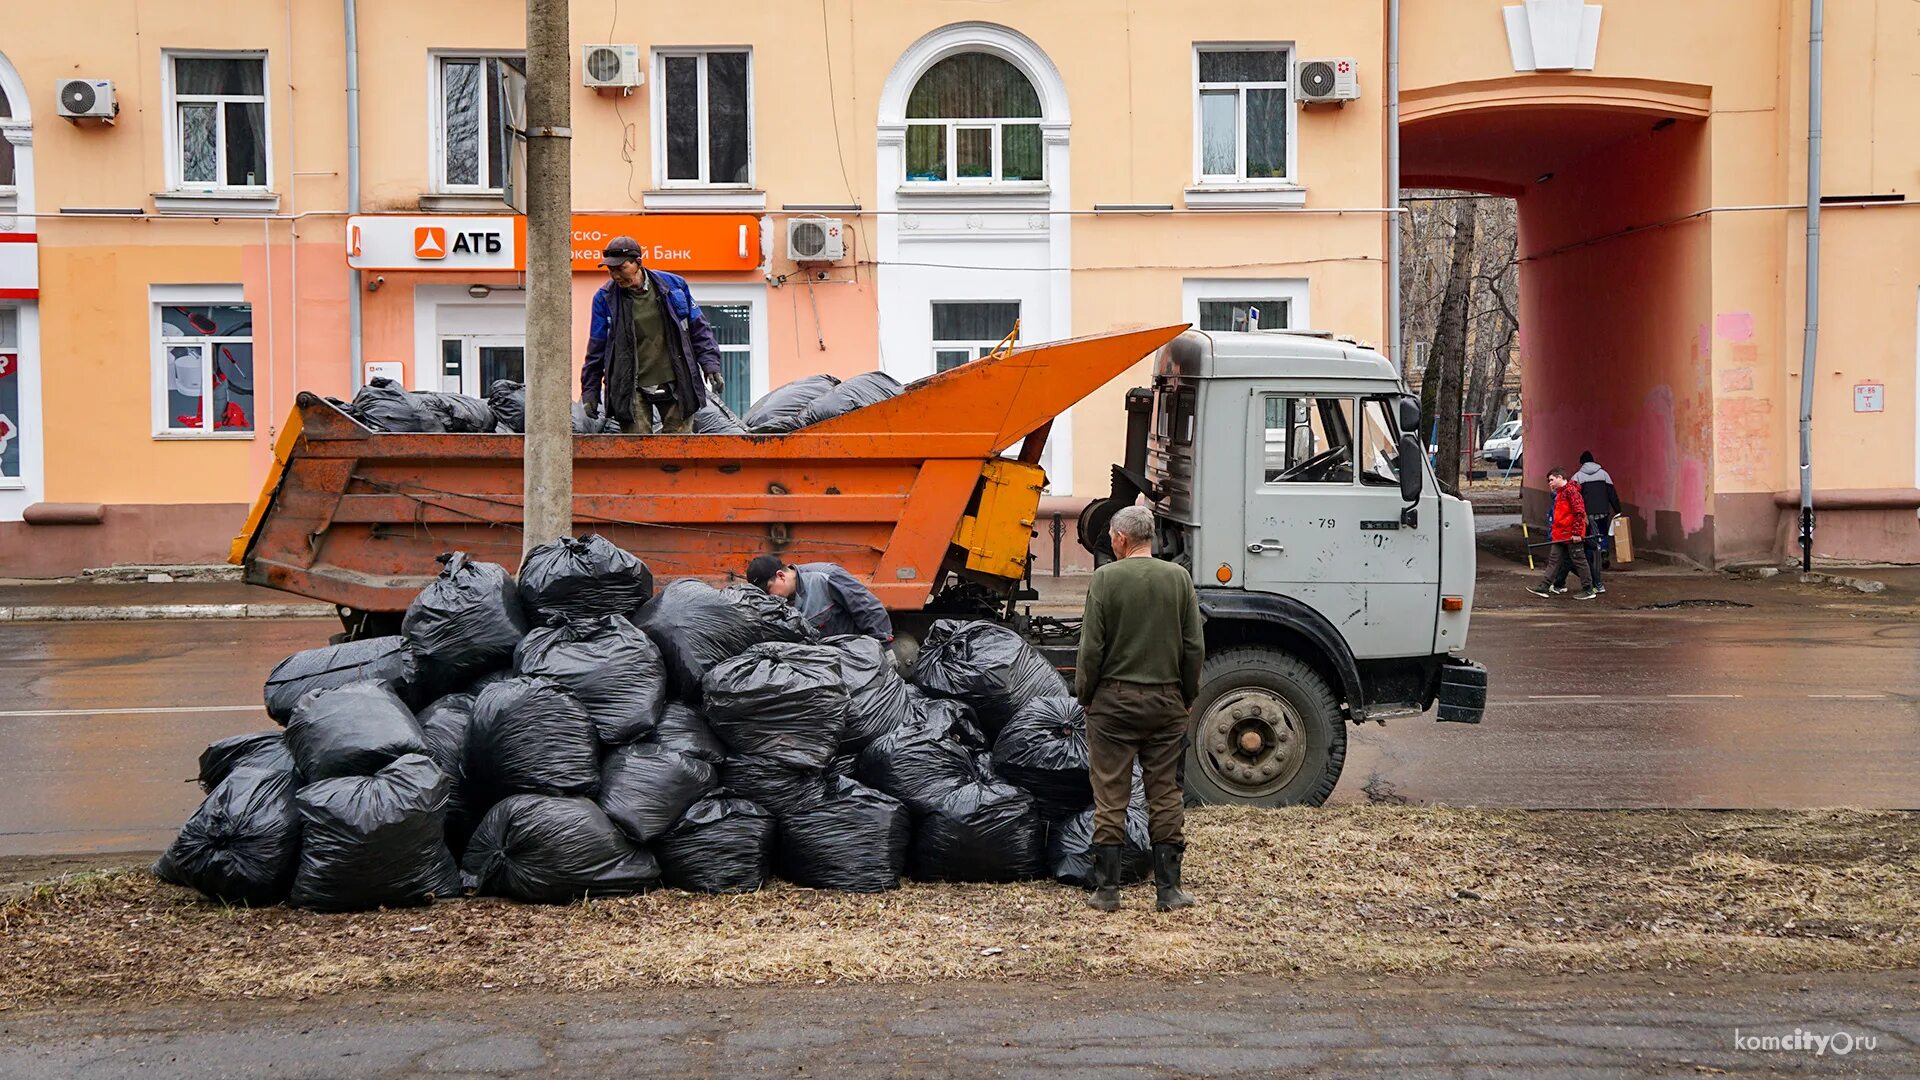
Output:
top-left (345, 0), bottom-right (364, 391)
top-left (1386, 0), bottom-right (1403, 376)
top-left (1798, 0), bottom-right (1823, 571)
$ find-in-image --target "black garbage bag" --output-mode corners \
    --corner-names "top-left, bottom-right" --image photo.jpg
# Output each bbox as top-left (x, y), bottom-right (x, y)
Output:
top-left (284, 681), bottom-right (428, 782)
top-left (461, 794), bottom-right (659, 903)
top-left (720, 753), bottom-right (829, 815)
top-left (652, 702), bottom-right (727, 763)
top-left (702, 642), bottom-right (848, 769)
top-left (517, 534), bottom-right (656, 624)
top-left (910, 619), bottom-right (1070, 737)
top-left (289, 754), bottom-right (462, 912)
top-left (571, 401), bottom-right (616, 434)
top-left (515, 615), bottom-right (666, 745)
top-left (417, 693), bottom-right (478, 855)
top-left (991, 696), bottom-right (1092, 816)
top-left (689, 400), bottom-right (748, 434)
top-left (744, 373), bottom-right (840, 434)
top-left (658, 792), bottom-right (776, 893)
top-left (1045, 790), bottom-right (1154, 889)
top-left (635, 579), bottom-right (816, 702)
top-left (415, 391), bottom-right (496, 433)
top-left (343, 377), bottom-right (444, 432)
top-left (402, 552), bottom-right (529, 698)
top-left (796, 371), bottom-right (906, 428)
top-left (197, 730), bottom-right (292, 791)
top-left (154, 766), bottom-right (300, 905)
top-left (855, 696), bottom-right (989, 813)
top-left (774, 776), bottom-right (909, 892)
top-left (598, 741), bottom-right (718, 844)
top-left (467, 676), bottom-right (599, 799)
top-left (907, 779), bottom-right (1045, 883)
top-left (824, 634), bottom-right (911, 752)
top-left (826, 752), bottom-right (859, 780)
top-left (487, 379), bottom-right (527, 432)
top-left (263, 636), bottom-right (419, 722)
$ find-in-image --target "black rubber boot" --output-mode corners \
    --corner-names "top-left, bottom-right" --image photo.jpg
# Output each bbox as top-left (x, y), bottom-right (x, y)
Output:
top-left (1085, 844), bottom-right (1122, 912)
top-left (1153, 843), bottom-right (1195, 912)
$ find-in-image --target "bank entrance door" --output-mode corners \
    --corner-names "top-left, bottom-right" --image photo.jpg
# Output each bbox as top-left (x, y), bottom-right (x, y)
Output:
top-left (435, 334), bottom-right (525, 398)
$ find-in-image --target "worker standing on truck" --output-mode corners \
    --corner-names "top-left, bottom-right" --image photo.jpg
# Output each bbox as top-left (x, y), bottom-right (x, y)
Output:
top-left (1075, 505), bottom-right (1204, 914)
top-left (746, 556), bottom-right (894, 642)
top-left (580, 236), bottom-right (726, 434)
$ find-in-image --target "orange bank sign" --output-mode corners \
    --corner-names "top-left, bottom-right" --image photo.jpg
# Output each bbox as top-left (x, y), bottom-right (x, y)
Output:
top-left (347, 214), bottom-right (761, 273)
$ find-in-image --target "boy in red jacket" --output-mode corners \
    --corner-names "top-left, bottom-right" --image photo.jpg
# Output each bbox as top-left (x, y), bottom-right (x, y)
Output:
top-left (1528, 467), bottom-right (1598, 600)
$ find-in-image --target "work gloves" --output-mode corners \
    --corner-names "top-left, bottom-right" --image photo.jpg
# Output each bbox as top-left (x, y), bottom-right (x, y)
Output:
top-left (582, 387), bottom-right (600, 419)
top-left (705, 370), bottom-right (726, 397)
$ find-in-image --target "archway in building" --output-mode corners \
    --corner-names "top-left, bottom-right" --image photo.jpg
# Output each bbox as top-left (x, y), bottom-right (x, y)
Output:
top-left (1402, 81), bottom-right (1715, 562)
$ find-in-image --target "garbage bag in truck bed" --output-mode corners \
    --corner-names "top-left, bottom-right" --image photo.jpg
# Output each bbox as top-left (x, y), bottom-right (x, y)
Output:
top-left (263, 636), bottom-right (419, 722)
top-left (701, 642), bottom-right (848, 769)
top-left (909, 619), bottom-right (1070, 737)
top-left (773, 776), bottom-right (910, 893)
top-left (658, 792), bottom-right (776, 893)
top-left (991, 696), bottom-right (1093, 816)
top-left (743, 373), bottom-right (839, 434)
top-left (461, 794), bottom-right (660, 903)
top-left (341, 377), bottom-right (444, 433)
top-left (154, 765), bottom-right (301, 906)
top-left (283, 681), bottom-right (429, 782)
top-left (518, 534), bottom-right (656, 624)
top-left (636, 579), bottom-right (816, 702)
top-left (415, 391), bottom-right (496, 433)
top-left (289, 754), bottom-right (462, 912)
top-left (402, 553), bottom-right (529, 698)
top-left (514, 614), bottom-right (666, 746)
top-left (796, 371), bottom-right (905, 428)
top-left (689, 400), bottom-right (748, 434)
top-left (487, 379), bottom-right (527, 432)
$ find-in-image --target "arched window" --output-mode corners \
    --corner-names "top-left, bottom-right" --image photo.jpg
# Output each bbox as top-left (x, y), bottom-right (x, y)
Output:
top-left (0, 85), bottom-right (14, 188)
top-left (905, 52), bottom-right (1042, 183)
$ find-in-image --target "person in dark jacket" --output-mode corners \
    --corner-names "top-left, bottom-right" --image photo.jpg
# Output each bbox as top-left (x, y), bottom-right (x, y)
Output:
top-left (1552, 450), bottom-right (1623, 594)
top-left (745, 555), bottom-right (893, 642)
top-left (580, 236), bottom-right (725, 434)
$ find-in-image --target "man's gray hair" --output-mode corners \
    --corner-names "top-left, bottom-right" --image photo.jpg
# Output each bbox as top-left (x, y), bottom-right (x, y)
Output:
top-left (1109, 505), bottom-right (1156, 544)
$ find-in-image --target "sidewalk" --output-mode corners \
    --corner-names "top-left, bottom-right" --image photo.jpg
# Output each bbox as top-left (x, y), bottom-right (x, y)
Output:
top-left (0, 580), bottom-right (333, 622)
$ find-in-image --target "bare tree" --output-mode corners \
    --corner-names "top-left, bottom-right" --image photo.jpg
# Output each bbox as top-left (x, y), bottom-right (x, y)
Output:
top-left (1421, 199), bottom-right (1477, 491)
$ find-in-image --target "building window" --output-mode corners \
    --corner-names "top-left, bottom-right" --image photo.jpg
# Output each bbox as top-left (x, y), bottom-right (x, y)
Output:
top-left (435, 54), bottom-right (524, 192)
top-left (0, 308), bottom-right (19, 479)
top-left (168, 54), bottom-right (269, 189)
top-left (1195, 46), bottom-right (1289, 183)
top-left (1198, 297), bottom-right (1289, 332)
top-left (0, 84), bottom-right (15, 191)
top-left (655, 50), bottom-right (752, 187)
top-left (905, 53), bottom-right (1042, 184)
top-left (932, 301), bottom-right (1020, 372)
top-left (705, 302), bottom-right (753, 414)
top-left (155, 296), bottom-right (254, 436)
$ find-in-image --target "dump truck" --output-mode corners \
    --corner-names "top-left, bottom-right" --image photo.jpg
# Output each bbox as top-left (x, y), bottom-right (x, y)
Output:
top-left (234, 324), bottom-right (1486, 806)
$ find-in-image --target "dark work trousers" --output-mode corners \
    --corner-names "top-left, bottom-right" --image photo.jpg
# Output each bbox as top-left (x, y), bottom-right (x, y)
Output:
top-left (1541, 540), bottom-right (1594, 592)
top-left (1085, 679), bottom-right (1189, 847)
top-left (619, 386), bottom-right (690, 434)
top-left (1552, 516), bottom-right (1609, 589)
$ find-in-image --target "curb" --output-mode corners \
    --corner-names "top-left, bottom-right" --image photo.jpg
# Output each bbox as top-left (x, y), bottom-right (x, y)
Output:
top-left (0, 603), bottom-right (335, 622)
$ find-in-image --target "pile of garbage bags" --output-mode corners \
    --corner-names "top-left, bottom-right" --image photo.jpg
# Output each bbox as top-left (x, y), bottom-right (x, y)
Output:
top-left (158, 536), bottom-right (1145, 911)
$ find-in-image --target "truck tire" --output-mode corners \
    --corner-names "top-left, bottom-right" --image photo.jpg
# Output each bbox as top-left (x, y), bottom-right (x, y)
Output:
top-left (1182, 647), bottom-right (1346, 807)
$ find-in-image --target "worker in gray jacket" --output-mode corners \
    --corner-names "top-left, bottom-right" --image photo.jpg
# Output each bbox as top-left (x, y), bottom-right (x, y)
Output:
top-left (746, 555), bottom-right (893, 642)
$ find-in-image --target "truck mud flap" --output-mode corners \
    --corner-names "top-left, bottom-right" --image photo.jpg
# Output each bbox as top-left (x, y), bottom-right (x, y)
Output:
top-left (1436, 658), bottom-right (1487, 724)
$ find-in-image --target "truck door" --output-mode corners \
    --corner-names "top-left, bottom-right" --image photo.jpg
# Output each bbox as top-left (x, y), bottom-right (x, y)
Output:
top-left (1241, 392), bottom-right (1440, 659)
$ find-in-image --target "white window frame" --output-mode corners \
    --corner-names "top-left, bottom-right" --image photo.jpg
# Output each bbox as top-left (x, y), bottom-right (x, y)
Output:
top-left (931, 300), bottom-right (1021, 371)
top-left (1183, 277), bottom-right (1310, 333)
top-left (0, 306), bottom-right (21, 486)
top-left (906, 118), bottom-right (1045, 187)
top-left (685, 282), bottom-right (769, 404)
top-left (163, 51), bottom-right (271, 192)
top-left (1196, 296), bottom-right (1291, 333)
top-left (651, 47), bottom-right (755, 190)
top-left (1191, 43), bottom-right (1295, 187)
top-left (429, 51), bottom-right (524, 195)
top-left (150, 284), bottom-right (255, 440)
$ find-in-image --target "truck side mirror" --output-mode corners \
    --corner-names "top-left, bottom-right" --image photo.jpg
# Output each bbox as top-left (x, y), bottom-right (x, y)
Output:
top-left (1397, 395), bottom-right (1422, 435)
top-left (1397, 433), bottom-right (1424, 503)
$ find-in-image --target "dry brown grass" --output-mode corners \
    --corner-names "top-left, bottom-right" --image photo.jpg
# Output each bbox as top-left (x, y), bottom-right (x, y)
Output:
top-left (2, 807), bottom-right (1915, 1005)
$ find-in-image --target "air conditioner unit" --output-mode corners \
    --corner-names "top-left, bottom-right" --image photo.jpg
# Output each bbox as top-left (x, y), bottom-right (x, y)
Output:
top-left (57, 79), bottom-right (118, 122)
top-left (581, 44), bottom-right (643, 90)
top-left (787, 217), bottom-right (845, 263)
top-left (1294, 58), bottom-right (1360, 103)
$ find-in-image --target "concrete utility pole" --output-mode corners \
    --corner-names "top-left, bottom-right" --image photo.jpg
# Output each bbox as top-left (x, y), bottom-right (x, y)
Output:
top-left (522, 0), bottom-right (574, 555)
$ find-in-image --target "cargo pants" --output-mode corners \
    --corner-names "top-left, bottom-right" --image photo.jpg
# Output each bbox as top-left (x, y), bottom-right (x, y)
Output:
top-left (1085, 679), bottom-right (1188, 847)
top-left (620, 384), bottom-right (692, 434)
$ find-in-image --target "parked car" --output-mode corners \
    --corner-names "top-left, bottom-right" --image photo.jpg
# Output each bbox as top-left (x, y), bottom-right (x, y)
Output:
top-left (1479, 419), bottom-right (1522, 471)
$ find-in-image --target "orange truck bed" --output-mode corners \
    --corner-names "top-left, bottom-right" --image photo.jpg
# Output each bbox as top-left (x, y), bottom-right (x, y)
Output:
top-left (233, 324), bottom-right (1186, 615)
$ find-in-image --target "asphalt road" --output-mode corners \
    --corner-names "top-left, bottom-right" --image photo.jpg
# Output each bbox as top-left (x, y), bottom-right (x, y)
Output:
top-left (1, 593), bottom-right (1917, 856)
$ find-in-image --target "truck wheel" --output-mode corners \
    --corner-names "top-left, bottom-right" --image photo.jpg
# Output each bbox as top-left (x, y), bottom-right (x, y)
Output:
top-left (1183, 648), bottom-right (1346, 807)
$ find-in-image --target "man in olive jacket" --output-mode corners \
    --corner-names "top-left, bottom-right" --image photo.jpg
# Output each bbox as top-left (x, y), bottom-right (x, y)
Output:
top-left (1075, 504), bottom-right (1205, 913)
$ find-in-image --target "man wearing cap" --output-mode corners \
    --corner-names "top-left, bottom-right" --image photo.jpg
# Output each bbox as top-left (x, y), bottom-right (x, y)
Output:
top-left (745, 555), bottom-right (893, 643)
top-left (582, 236), bottom-right (726, 434)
